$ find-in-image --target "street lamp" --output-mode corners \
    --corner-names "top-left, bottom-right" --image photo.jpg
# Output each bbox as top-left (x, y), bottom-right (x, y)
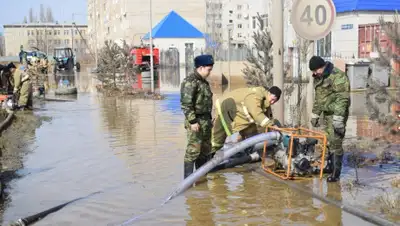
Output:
top-left (227, 23), bottom-right (234, 92)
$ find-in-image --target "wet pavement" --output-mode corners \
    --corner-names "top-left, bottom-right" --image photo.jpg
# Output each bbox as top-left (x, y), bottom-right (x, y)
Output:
top-left (0, 67), bottom-right (399, 225)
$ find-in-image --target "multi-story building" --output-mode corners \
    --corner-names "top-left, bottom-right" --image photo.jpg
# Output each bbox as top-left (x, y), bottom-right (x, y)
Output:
top-left (0, 32), bottom-right (5, 56)
top-left (205, 0), bottom-right (268, 49)
top-left (3, 23), bottom-right (88, 57)
top-left (87, 0), bottom-right (206, 50)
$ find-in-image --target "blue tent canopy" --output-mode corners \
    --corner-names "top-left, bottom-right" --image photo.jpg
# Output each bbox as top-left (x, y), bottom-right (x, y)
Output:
top-left (333, 0), bottom-right (400, 13)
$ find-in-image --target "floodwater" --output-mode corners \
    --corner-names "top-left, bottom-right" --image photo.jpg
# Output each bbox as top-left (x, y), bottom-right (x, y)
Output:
top-left (0, 67), bottom-right (399, 225)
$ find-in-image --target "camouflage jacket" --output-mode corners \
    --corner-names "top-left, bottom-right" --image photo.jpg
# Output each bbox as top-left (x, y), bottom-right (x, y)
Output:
top-left (217, 86), bottom-right (273, 133)
top-left (180, 70), bottom-right (213, 124)
top-left (312, 62), bottom-right (351, 117)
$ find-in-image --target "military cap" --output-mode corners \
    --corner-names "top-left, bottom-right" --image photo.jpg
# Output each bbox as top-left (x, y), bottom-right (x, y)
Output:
top-left (309, 56), bottom-right (326, 71)
top-left (194, 54), bottom-right (214, 68)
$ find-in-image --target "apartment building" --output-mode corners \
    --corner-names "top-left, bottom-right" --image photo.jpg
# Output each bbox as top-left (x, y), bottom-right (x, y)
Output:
top-left (3, 23), bottom-right (88, 57)
top-left (0, 33), bottom-right (5, 56)
top-left (205, 0), bottom-right (268, 49)
top-left (87, 0), bottom-right (206, 50)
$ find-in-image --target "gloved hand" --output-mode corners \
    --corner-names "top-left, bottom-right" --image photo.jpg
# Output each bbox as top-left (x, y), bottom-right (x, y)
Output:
top-left (310, 113), bottom-right (320, 127)
top-left (332, 115), bottom-right (345, 136)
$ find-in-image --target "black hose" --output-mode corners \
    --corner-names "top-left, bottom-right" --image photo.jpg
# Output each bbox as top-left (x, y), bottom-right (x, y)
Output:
top-left (8, 182), bottom-right (134, 226)
top-left (43, 98), bottom-right (75, 102)
top-left (0, 112), bottom-right (15, 132)
top-left (8, 191), bottom-right (101, 226)
top-left (250, 165), bottom-right (399, 226)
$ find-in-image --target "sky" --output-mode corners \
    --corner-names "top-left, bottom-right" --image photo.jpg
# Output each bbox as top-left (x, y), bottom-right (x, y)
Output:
top-left (0, 0), bottom-right (87, 32)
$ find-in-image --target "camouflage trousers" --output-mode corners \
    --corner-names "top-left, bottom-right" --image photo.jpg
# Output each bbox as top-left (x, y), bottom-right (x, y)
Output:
top-left (184, 118), bottom-right (212, 163)
top-left (324, 115), bottom-right (347, 155)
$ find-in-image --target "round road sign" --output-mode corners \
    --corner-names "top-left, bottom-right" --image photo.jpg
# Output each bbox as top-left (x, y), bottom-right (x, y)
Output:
top-left (291, 0), bottom-right (336, 40)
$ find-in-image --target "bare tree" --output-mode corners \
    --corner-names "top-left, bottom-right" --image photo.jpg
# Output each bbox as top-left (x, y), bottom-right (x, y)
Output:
top-left (46, 7), bottom-right (54, 22)
top-left (40, 4), bottom-right (46, 22)
top-left (97, 40), bottom-right (138, 89)
top-left (366, 14), bottom-right (400, 136)
top-left (242, 13), bottom-right (273, 88)
top-left (28, 29), bottom-right (53, 53)
top-left (29, 8), bottom-right (34, 23)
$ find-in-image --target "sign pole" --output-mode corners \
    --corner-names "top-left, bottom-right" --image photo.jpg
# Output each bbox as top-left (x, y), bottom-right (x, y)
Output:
top-left (272, 0), bottom-right (285, 124)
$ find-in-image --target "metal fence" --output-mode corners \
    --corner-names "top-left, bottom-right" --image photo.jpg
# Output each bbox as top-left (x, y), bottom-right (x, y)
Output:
top-left (160, 47), bottom-right (249, 69)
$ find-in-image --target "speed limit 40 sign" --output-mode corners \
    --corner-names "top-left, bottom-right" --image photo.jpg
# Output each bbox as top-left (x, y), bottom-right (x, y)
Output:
top-left (291, 0), bottom-right (336, 40)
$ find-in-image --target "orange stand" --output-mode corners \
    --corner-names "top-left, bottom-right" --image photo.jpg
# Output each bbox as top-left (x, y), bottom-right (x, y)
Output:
top-left (261, 127), bottom-right (327, 180)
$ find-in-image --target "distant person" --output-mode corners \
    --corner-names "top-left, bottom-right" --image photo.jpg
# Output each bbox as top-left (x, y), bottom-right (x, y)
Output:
top-left (11, 64), bottom-right (33, 110)
top-left (180, 54), bottom-right (214, 179)
top-left (308, 56), bottom-right (350, 182)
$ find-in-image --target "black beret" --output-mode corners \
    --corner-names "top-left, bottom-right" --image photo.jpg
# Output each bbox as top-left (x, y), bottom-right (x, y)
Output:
top-left (194, 54), bottom-right (214, 68)
top-left (268, 86), bottom-right (282, 100)
top-left (309, 56), bottom-right (326, 71)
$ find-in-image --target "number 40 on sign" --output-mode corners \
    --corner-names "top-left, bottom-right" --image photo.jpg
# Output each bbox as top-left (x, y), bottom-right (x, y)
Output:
top-left (291, 0), bottom-right (336, 41)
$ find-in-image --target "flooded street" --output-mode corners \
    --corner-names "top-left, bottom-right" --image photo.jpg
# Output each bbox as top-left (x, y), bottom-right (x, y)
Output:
top-left (0, 68), bottom-right (398, 225)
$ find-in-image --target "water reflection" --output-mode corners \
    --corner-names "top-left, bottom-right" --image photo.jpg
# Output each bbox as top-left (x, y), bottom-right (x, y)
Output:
top-left (0, 68), bottom-right (397, 225)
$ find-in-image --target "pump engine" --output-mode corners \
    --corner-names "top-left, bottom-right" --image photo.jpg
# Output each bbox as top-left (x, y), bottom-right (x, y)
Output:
top-left (269, 135), bottom-right (328, 176)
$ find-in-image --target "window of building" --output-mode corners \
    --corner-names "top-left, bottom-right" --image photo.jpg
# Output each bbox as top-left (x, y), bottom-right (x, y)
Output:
top-left (316, 32), bottom-right (332, 57)
top-left (237, 33), bottom-right (242, 38)
top-left (237, 24), bottom-right (242, 29)
top-left (27, 31), bottom-right (30, 36)
top-left (237, 5), bottom-right (242, 10)
top-left (185, 43), bottom-right (194, 49)
top-left (64, 30), bottom-right (69, 35)
top-left (217, 23), bottom-right (222, 28)
top-left (252, 17), bottom-right (256, 29)
top-left (229, 19), bottom-right (233, 23)
top-left (229, 10), bottom-right (233, 14)
top-left (65, 39), bottom-right (69, 45)
top-left (237, 14), bottom-right (242, 19)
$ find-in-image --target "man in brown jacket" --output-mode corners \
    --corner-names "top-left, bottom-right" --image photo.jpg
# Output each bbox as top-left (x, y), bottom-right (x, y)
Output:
top-left (211, 86), bottom-right (282, 154)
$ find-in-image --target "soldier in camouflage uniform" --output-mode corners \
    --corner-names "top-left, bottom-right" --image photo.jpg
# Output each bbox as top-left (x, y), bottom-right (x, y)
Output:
top-left (211, 86), bottom-right (282, 154)
top-left (180, 54), bottom-right (214, 179)
top-left (309, 56), bottom-right (351, 183)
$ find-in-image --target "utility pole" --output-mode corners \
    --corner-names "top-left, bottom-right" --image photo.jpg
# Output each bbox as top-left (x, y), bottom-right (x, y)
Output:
top-left (271, 0), bottom-right (284, 123)
top-left (307, 42), bottom-right (315, 127)
top-left (72, 14), bottom-right (74, 52)
top-left (45, 24), bottom-right (49, 55)
top-left (227, 23), bottom-right (233, 92)
top-left (149, 0), bottom-right (154, 93)
top-left (94, 0), bottom-right (98, 67)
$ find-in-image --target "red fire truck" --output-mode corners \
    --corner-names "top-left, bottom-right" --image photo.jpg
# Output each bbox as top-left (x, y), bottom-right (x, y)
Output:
top-left (130, 45), bottom-right (160, 71)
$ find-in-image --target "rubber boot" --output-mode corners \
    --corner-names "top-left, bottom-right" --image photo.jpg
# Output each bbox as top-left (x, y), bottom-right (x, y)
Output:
top-left (324, 153), bottom-right (334, 174)
top-left (195, 157), bottom-right (207, 170)
top-left (184, 161), bottom-right (194, 179)
top-left (327, 154), bottom-right (343, 182)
